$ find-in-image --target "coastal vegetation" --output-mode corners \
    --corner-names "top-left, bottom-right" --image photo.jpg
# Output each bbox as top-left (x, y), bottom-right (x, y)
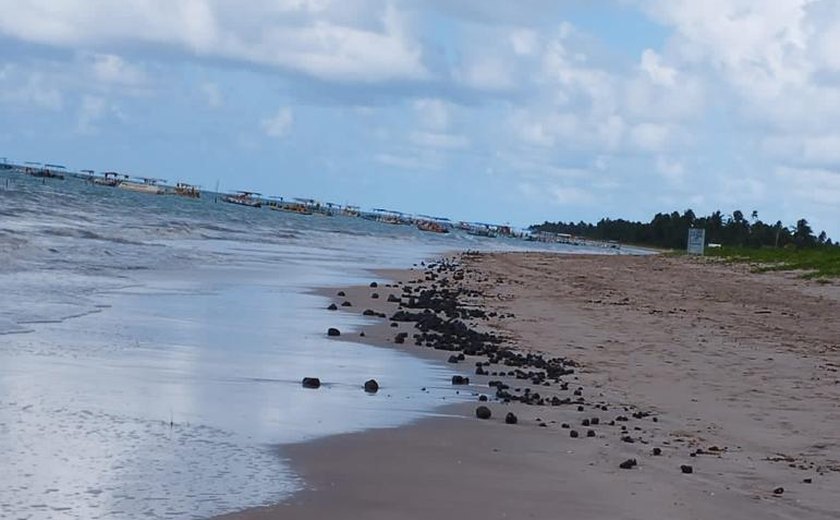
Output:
top-left (532, 209), bottom-right (835, 250)
top-left (706, 246), bottom-right (840, 279)
top-left (533, 209), bottom-right (840, 278)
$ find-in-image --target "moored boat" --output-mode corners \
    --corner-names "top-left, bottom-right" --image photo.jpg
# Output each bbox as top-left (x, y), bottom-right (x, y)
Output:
top-left (416, 220), bottom-right (450, 234)
top-left (173, 182), bottom-right (200, 199)
top-left (118, 177), bottom-right (166, 194)
top-left (223, 191), bottom-right (262, 208)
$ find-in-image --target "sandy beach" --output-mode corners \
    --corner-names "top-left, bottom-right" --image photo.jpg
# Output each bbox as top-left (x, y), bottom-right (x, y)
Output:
top-left (220, 252), bottom-right (840, 520)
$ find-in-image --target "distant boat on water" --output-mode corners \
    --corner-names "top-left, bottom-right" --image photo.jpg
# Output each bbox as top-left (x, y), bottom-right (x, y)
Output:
top-left (118, 177), bottom-right (166, 195)
top-left (173, 182), bottom-right (200, 199)
top-left (223, 191), bottom-right (262, 208)
top-left (92, 172), bottom-right (125, 187)
top-left (27, 164), bottom-right (65, 180)
top-left (416, 220), bottom-right (450, 234)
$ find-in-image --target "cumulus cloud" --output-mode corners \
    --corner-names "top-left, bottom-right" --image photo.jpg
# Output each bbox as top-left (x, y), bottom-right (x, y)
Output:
top-left (0, 1), bottom-right (427, 83)
top-left (261, 107), bottom-right (294, 138)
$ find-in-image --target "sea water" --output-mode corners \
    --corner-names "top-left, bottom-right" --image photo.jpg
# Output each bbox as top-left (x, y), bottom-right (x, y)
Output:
top-left (0, 171), bottom-right (623, 519)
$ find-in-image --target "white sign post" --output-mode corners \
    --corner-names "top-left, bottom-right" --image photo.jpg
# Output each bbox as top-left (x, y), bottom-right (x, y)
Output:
top-left (687, 228), bottom-right (706, 255)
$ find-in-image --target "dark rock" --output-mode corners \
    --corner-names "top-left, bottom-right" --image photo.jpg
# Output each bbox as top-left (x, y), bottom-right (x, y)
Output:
top-left (327, 303), bottom-right (338, 311)
top-left (619, 458), bottom-right (637, 470)
top-left (590, 417), bottom-right (600, 425)
top-left (448, 355), bottom-right (460, 364)
top-left (359, 331), bottom-right (366, 337)
top-left (371, 293), bottom-right (380, 299)
top-left (652, 447), bottom-right (662, 456)
top-left (363, 309), bottom-right (377, 316)
top-left (773, 487), bottom-right (784, 495)
top-left (451, 375), bottom-right (470, 385)
top-left (370, 282), bottom-right (378, 288)
top-left (476, 406), bottom-right (492, 420)
top-left (570, 430), bottom-right (579, 438)
top-left (505, 412), bottom-right (518, 424)
top-left (618, 459), bottom-right (638, 469)
top-left (327, 328), bottom-right (341, 337)
top-left (341, 301), bottom-right (352, 307)
top-left (582, 419), bottom-right (590, 427)
top-left (621, 435), bottom-right (635, 443)
top-left (803, 478), bottom-right (813, 484)
top-left (680, 465), bottom-right (693, 474)
top-left (587, 429), bottom-right (596, 438)
top-left (577, 405), bottom-right (584, 412)
top-left (390, 322), bottom-right (398, 327)
top-left (337, 291), bottom-right (346, 296)
top-left (301, 377), bottom-right (321, 389)
top-left (364, 379), bottom-right (379, 393)
top-left (478, 394), bottom-right (488, 402)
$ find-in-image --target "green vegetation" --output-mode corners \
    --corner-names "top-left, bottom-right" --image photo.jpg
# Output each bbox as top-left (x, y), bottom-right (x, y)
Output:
top-left (533, 209), bottom-right (834, 250)
top-left (706, 246), bottom-right (840, 279)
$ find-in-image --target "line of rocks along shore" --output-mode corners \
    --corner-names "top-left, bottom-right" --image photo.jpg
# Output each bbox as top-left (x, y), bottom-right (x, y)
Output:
top-left (308, 251), bottom-right (825, 493)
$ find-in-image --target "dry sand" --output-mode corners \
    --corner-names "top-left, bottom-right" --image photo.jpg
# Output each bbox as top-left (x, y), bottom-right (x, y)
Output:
top-left (219, 253), bottom-right (840, 520)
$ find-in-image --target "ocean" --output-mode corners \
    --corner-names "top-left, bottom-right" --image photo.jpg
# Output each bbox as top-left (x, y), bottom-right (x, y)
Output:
top-left (0, 170), bottom-right (623, 519)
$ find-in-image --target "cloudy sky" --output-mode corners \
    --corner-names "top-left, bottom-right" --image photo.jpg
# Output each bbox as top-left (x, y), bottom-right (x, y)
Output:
top-left (1, 1), bottom-right (838, 236)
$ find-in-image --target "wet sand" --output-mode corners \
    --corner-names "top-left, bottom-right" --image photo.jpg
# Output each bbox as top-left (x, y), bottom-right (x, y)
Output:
top-left (219, 252), bottom-right (840, 520)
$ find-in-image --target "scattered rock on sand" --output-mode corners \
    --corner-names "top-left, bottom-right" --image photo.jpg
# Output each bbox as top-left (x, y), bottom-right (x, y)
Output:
top-left (680, 465), bottom-right (694, 474)
top-left (302, 377), bottom-right (321, 389)
top-left (773, 487), bottom-right (784, 495)
top-left (452, 375), bottom-right (470, 385)
top-left (337, 291), bottom-right (346, 297)
top-left (505, 412), bottom-right (518, 424)
top-left (619, 459), bottom-right (638, 469)
top-left (476, 406), bottom-right (492, 420)
top-left (652, 447), bottom-right (662, 456)
top-left (327, 328), bottom-right (341, 337)
top-left (364, 379), bottom-right (379, 393)
top-left (327, 303), bottom-right (338, 311)
top-left (570, 430), bottom-right (579, 438)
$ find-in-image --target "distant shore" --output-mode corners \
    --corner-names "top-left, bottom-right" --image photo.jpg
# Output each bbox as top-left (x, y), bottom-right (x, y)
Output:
top-left (219, 252), bottom-right (840, 520)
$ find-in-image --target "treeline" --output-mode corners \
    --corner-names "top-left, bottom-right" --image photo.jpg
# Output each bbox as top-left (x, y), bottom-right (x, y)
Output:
top-left (531, 210), bottom-right (835, 250)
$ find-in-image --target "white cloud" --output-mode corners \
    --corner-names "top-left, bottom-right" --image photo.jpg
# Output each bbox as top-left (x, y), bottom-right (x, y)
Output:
top-left (510, 29), bottom-right (539, 56)
top-left (77, 95), bottom-right (109, 133)
top-left (455, 55), bottom-right (515, 91)
top-left (0, 64), bottom-right (63, 110)
top-left (261, 108), bottom-right (294, 138)
top-left (630, 123), bottom-right (670, 152)
top-left (0, 1), bottom-right (427, 83)
top-left (639, 49), bottom-right (676, 86)
top-left (90, 53), bottom-right (147, 88)
top-left (413, 98), bottom-right (450, 130)
top-left (656, 155), bottom-right (685, 183)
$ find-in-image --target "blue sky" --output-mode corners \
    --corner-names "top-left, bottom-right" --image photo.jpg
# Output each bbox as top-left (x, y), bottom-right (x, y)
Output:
top-left (1, 0), bottom-right (838, 237)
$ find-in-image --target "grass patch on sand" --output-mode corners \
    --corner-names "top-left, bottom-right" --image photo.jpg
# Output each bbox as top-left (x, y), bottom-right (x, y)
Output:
top-left (705, 246), bottom-right (840, 279)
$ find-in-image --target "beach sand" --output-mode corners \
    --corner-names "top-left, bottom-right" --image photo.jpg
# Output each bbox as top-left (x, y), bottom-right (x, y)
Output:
top-left (219, 252), bottom-right (840, 520)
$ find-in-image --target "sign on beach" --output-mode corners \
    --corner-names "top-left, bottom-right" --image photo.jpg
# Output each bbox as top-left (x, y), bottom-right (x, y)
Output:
top-left (687, 228), bottom-right (705, 255)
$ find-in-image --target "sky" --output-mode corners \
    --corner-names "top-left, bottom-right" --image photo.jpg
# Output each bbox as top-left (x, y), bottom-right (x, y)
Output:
top-left (0, 0), bottom-right (838, 237)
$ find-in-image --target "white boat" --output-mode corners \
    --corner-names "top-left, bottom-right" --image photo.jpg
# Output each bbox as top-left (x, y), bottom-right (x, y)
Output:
top-left (118, 177), bottom-right (165, 194)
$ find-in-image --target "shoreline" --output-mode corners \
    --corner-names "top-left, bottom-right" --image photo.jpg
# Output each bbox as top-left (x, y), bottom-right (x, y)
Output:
top-left (219, 252), bottom-right (840, 520)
